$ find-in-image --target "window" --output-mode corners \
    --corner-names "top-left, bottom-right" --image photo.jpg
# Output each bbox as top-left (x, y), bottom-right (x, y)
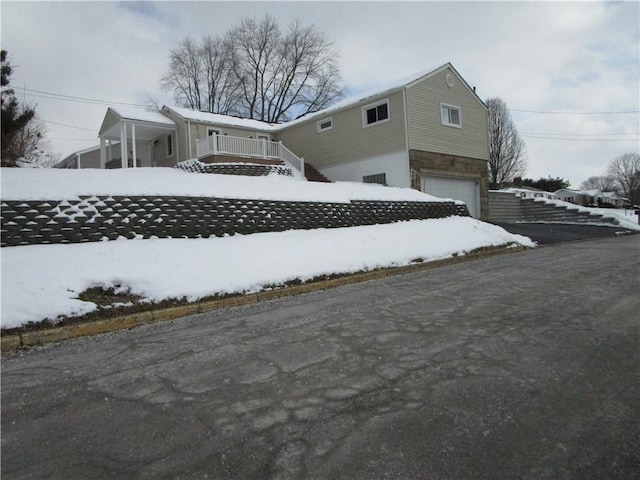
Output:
top-left (363, 100), bottom-right (389, 127)
top-left (363, 173), bottom-right (387, 186)
top-left (166, 134), bottom-right (174, 157)
top-left (317, 117), bottom-right (333, 132)
top-left (441, 103), bottom-right (461, 127)
top-left (207, 128), bottom-right (220, 137)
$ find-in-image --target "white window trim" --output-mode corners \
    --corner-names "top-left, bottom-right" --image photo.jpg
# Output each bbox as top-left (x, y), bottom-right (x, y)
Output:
top-left (207, 128), bottom-right (221, 136)
top-left (440, 103), bottom-right (462, 128)
top-left (166, 133), bottom-right (174, 157)
top-left (316, 117), bottom-right (333, 133)
top-left (362, 98), bottom-right (390, 128)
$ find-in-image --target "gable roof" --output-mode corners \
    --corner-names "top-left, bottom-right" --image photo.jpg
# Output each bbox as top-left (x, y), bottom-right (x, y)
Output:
top-left (284, 62), bottom-right (487, 128)
top-left (99, 107), bottom-right (176, 138)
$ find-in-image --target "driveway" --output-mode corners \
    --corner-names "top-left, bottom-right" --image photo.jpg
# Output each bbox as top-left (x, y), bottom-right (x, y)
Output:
top-left (494, 222), bottom-right (636, 245)
top-left (2, 236), bottom-right (639, 480)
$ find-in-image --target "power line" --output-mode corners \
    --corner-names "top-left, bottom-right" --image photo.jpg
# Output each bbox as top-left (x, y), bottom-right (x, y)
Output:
top-left (520, 131), bottom-right (639, 136)
top-left (12, 86), bottom-right (148, 109)
top-left (512, 108), bottom-right (639, 115)
top-left (40, 119), bottom-right (96, 133)
top-left (521, 134), bottom-right (639, 142)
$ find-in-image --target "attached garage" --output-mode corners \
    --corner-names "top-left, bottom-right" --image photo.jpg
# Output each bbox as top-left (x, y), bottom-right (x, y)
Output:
top-left (421, 175), bottom-right (481, 218)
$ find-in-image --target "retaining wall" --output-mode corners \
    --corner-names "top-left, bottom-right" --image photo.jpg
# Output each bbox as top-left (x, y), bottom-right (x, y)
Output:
top-left (1, 195), bottom-right (470, 247)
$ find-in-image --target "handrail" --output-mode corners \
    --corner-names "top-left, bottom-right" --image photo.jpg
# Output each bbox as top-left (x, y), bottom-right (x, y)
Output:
top-left (195, 135), bottom-right (305, 179)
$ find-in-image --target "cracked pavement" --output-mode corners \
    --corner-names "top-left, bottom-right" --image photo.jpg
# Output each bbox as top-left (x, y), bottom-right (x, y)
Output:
top-left (2, 235), bottom-right (639, 479)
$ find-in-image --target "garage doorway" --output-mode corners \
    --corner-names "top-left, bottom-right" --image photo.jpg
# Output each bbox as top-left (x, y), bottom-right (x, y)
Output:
top-left (421, 175), bottom-right (480, 218)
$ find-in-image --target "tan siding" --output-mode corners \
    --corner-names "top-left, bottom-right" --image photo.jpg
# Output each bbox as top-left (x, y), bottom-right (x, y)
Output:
top-left (277, 90), bottom-right (407, 168)
top-left (160, 110), bottom-right (186, 164)
top-left (406, 67), bottom-right (488, 160)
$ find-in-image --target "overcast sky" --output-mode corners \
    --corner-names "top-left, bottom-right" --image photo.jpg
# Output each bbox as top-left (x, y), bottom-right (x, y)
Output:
top-left (1, 1), bottom-right (638, 186)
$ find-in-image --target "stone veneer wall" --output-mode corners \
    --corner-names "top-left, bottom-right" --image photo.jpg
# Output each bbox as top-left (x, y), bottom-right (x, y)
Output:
top-left (1, 196), bottom-right (469, 247)
top-left (409, 149), bottom-right (489, 221)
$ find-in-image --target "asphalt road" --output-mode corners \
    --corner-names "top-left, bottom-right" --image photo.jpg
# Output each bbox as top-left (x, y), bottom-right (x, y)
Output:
top-left (494, 222), bottom-right (637, 245)
top-left (2, 236), bottom-right (639, 480)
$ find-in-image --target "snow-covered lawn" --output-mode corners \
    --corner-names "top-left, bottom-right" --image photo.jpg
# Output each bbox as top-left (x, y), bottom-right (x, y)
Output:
top-left (0, 167), bottom-right (447, 203)
top-left (0, 217), bottom-right (534, 330)
top-left (1, 167), bottom-right (535, 330)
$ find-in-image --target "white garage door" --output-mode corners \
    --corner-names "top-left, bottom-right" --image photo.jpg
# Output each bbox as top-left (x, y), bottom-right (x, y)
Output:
top-left (421, 175), bottom-right (480, 218)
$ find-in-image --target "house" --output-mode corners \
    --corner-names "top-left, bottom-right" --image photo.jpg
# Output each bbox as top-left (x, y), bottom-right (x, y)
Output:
top-left (500, 187), bottom-right (557, 200)
top-left (554, 188), bottom-right (626, 208)
top-left (57, 63), bottom-right (489, 218)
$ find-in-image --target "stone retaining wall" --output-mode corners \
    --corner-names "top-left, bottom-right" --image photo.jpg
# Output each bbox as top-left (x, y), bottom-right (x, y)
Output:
top-left (1, 195), bottom-right (469, 247)
top-left (176, 159), bottom-right (293, 177)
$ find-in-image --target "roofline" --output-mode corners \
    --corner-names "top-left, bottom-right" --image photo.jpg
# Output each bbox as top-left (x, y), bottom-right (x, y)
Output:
top-left (405, 63), bottom-right (487, 111)
top-left (279, 62), bottom-right (487, 129)
top-left (99, 107), bottom-right (177, 136)
top-left (116, 64), bottom-right (486, 135)
top-left (162, 105), bottom-right (279, 131)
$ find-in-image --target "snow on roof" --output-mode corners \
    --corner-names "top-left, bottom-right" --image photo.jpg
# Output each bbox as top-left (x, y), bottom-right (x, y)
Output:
top-left (110, 107), bottom-right (176, 126)
top-left (164, 106), bottom-right (280, 132)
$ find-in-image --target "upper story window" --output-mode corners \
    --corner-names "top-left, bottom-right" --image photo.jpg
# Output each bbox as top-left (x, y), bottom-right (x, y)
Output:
top-left (363, 99), bottom-right (389, 127)
top-left (317, 117), bottom-right (333, 133)
top-left (441, 103), bottom-right (461, 127)
top-left (166, 133), bottom-right (174, 157)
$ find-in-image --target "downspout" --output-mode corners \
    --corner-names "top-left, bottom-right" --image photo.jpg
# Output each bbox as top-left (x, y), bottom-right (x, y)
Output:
top-left (402, 87), bottom-right (412, 188)
top-left (187, 121), bottom-right (192, 160)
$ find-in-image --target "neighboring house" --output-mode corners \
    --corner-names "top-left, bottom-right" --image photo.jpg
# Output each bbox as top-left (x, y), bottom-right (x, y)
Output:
top-left (599, 191), bottom-right (626, 207)
top-left (553, 188), bottom-right (626, 207)
top-left (500, 187), bottom-right (557, 200)
top-left (56, 63), bottom-right (489, 218)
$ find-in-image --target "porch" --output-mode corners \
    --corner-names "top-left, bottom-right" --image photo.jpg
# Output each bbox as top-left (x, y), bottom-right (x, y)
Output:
top-left (196, 135), bottom-right (305, 179)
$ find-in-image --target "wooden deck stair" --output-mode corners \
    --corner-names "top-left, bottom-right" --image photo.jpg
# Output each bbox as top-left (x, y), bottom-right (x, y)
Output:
top-left (304, 163), bottom-right (331, 183)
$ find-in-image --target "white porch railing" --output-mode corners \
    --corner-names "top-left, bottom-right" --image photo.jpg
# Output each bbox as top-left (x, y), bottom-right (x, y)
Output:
top-left (196, 135), bottom-right (305, 179)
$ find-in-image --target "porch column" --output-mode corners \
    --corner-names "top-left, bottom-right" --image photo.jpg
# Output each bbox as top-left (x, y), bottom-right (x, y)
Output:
top-left (131, 123), bottom-right (137, 168)
top-left (99, 137), bottom-right (106, 169)
top-left (120, 121), bottom-right (128, 169)
top-left (108, 140), bottom-right (113, 166)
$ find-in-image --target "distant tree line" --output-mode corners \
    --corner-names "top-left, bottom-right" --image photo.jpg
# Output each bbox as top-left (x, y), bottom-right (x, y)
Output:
top-left (161, 14), bottom-right (345, 123)
top-left (513, 176), bottom-right (571, 192)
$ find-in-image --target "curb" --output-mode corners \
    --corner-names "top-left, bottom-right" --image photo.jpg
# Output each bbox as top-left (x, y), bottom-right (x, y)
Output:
top-left (1, 244), bottom-right (528, 352)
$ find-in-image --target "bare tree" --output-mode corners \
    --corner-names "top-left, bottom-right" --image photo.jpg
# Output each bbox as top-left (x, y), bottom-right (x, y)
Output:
top-left (607, 152), bottom-right (640, 205)
top-left (201, 36), bottom-right (241, 115)
top-left (227, 15), bottom-right (281, 121)
top-left (486, 97), bottom-right (527, 189)
top-left (11, 114), bottom-right (48, 160)
top-left (161, 38), bottom-right (204, 110)
top-left (580, 175), bottom-right (619, 192)
top-left (161, 15), bottom-right (344, 122)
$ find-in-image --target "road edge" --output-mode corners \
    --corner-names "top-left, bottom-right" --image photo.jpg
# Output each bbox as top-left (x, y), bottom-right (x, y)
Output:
top-left (1, 244), bottom-right (528, 352)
